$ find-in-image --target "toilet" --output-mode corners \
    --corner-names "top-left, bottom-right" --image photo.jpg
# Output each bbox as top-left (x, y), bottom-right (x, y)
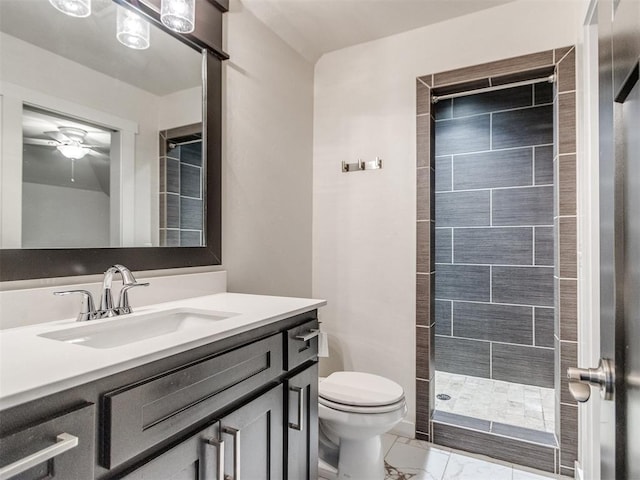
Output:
top-left (318, 371), bottom-right (407, 480)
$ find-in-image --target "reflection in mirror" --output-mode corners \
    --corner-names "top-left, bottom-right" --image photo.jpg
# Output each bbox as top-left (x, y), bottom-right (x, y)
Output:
top-left (0, 0), bottom-right (205, 249)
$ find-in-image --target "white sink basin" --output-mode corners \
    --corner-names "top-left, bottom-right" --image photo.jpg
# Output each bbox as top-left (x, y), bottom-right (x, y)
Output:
top-left (38, 308), bottom-right (239, 349)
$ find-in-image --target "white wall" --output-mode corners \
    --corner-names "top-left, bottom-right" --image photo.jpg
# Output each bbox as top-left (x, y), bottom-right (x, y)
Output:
top-left (312, 0), bottom-right (586, 432)
top-left (221, 0), bottom-right (314, 298)
top-left (22, 183), bottom-right (110, 248)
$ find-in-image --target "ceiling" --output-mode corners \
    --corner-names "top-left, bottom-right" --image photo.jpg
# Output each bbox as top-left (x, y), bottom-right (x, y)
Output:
top-left (241, 0), bottom-right (517, 63)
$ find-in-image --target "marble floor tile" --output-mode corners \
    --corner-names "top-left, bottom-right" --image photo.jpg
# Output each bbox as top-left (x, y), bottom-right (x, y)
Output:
top-left (383, 433), bottom-right (399, 456)
top-left (385, 442), bottom-right (450, 480)
top-left (442, 453), bottom-right (512, 480)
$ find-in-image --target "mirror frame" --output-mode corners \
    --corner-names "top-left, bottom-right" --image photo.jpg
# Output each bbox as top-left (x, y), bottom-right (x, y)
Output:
top-left (0, 0), bottom-right (228, 281)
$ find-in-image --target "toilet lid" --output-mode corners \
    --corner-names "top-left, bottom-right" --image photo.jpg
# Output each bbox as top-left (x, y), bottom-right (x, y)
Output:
top-left (319, 371), bottom-right (404, 407)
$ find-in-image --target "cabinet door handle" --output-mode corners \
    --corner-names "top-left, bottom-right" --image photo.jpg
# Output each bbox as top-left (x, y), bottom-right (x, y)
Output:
top-left (206, 438), bottom-right (225, 480)
top-left (289, 386), bottom-right (305, 431)
top-left (222, 427), bottom-right (240, 480)
top-left (295, 329), bottom-right (319, 342)
top-left (0, 432), bottom-right (78, 480)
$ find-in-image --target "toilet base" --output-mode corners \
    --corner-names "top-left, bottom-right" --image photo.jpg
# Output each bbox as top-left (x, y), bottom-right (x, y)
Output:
top-left (337, 436), bottom-right (385, 480)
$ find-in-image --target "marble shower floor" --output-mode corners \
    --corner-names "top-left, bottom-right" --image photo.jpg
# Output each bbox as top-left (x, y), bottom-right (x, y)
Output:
top-left (434, 371), bottom-right (555, 433)
top-left (381, 434), bottom-right (563, 480)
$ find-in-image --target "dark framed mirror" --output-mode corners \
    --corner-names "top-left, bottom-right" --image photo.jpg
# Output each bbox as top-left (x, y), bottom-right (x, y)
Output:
top-left (0, 0), bottom-right (227, 281)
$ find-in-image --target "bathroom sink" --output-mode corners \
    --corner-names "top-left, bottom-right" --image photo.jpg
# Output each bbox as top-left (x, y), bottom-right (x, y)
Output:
top-left (38, 308), bottom-right (239, 349)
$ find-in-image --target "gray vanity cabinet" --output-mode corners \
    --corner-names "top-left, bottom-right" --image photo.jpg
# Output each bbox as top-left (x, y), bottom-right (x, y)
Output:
top-left (286, 364), bottom-right (319, 480)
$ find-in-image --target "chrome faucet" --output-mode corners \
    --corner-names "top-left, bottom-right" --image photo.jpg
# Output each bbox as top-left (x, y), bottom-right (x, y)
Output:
top-left (54, 264), bottom-right (149, 321)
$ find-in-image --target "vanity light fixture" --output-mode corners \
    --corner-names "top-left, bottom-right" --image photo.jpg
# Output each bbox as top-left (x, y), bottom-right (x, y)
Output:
top-left (48, 0), bottom-right (91, 17)
top-left (116, 6), bottom-right (150, 50)
top-left (160, 0), bottom-right (195, 34)
top-left (57, 144), bottom-right (89, 160)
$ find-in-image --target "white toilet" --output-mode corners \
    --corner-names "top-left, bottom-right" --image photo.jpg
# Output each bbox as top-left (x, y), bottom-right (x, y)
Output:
top-left (318, 371), bottom-right (407, 480)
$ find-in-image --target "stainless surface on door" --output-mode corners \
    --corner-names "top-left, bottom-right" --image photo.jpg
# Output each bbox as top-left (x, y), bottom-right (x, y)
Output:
top-left (597, 0), bottom-right (640, 477)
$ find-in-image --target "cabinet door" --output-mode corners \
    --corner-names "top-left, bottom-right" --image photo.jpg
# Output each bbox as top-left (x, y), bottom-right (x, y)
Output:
top-left (286, 364), bottom-right (318, 480)
top-left (219, 385), bottom-right (283, 480)
top-left (120, 423), bottom-right (223, 480)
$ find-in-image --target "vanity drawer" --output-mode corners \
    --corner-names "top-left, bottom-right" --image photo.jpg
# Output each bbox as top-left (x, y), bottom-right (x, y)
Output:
top-left (103, 333), bottom-right (283, 469)
top-left (285, 319), bottom-right (319, 370)
top-left (0, 403), bottom-right (95, 480)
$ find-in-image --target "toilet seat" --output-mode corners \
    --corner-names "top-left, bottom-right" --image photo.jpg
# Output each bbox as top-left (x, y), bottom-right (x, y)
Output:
top-left (319, 371), bottom-right (405, 409)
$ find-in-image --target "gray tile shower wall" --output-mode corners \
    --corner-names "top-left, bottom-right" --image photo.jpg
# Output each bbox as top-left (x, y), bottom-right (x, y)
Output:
top-left (433, 84), bottom-right (555, 389)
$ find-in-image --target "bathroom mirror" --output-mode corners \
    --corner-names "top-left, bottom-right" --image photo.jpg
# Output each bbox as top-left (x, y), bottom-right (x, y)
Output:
top-left (0, 0), bottom-right (224, 280)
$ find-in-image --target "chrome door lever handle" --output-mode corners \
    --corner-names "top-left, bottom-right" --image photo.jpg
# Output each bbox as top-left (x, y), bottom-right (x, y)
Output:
top-left (567, 358), bottom-right (615, 402)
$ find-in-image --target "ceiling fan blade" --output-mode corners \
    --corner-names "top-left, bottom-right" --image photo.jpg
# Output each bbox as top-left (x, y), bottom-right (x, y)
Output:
top-left (44, 130), bottom-right (69, 143)
top-left (23, 137), bottom-right (58, 146)
top-left (86, 148), bottom-right (109, 159)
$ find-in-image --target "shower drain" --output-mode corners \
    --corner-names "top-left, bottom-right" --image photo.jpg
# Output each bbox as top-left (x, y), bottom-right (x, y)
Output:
top-left (436, 393), bottom-right (451, 401)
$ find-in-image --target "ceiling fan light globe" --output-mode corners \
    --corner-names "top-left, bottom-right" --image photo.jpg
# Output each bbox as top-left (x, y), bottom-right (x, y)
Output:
top-left (49, 0), bottom-right (91, 18)
top-left (57, 145), bottom-right (89, 159)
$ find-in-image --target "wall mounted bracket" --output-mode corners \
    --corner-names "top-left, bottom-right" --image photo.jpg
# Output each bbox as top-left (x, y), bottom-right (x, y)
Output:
top-left (341, 157), bottom-right (383, 173)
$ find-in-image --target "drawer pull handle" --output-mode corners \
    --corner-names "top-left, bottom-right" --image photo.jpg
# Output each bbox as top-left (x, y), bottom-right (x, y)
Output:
top-left (206, 438), bottom-right (225, 480)
top-left (289, 386), bottom-right (305, 432)
top-left (222, 427), bottom-right (240, 480)
top-left (0, 432), bottom-right (78, 480)
top-left (295, 329), bottom-right (319, 342)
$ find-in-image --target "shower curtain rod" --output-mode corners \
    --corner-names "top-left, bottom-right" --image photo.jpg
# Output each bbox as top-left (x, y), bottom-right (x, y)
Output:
top-left (431, 74), bottom-right (556, 104)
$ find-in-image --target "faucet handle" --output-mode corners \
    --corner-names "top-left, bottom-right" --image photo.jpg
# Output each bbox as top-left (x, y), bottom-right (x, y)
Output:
top-left (117, 282), bottom-right (150, 315)
top-left (54, 289), bottom-right (96, 322)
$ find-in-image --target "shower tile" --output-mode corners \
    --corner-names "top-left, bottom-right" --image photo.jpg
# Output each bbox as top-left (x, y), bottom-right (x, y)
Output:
top-left (559, 341), bottom-right (578, 404)
top-left (436, 264), bottom-right (491, 302)
top-left (492, 266), bottom-right (554, 307)
top-left (433, 50), bottom-right (554, 86)
top-left (416, 326), bottom-right (431, 379)
top-left (492, 344), bottom-right (554, 388)
top-left (417, 78), bottom-right (431, 115)
top-left (435, 300), bottom-right (452, 335)
top-left (166, 193), bottom-right (180, 229)
top-left (491, 422), bottom-right (557, 447)
top-left (418, 74), bottom-right (433, 87)
top-left (432, 410), bottom-right (491, 432)
top-left (559, 279), bottom-right (577, 341)
top-left (559, 154), bottom-right (577, 216)
top-left (417, 168), bottom-right (432, 220)
top-left (554, 46), bottom-right (573, 63)
top-left (159, 194), bottom-right (166, 229)
top-left (180, 230), bottom-right (201, 247)
top-left (453, 227), bottom-right (533, 265)
top-left (435, 115), bottom-right (490, 156)
top-left (416, 274), bottom-right (430, 326)
top-left (451, 85), bottom-right (532, 118)
top-left (180, 163), bottom-right (201, 199)
top-left (534, 307), bottom-right (554, 348)
top-left (453, 148), bottom-right (533, 190)
top-left (166, 158), bottom-right (180, 194)
top-left (417, 115), bottom-right (432, 168)
top-left (452, 301), bottom-right (533, 344)
top-left (557, 47), bottom-right (576, 93)
top-left (558, 92), bottom-right (576, 154)
top-left (435, 156), bottom-right (452, 192)
top-left (434, 98), bottom-right (453, 120)
top-left (492, 105), bottom-right (553, 149)
top-left (435, 336), bottom-right (490, 378)
top-left (534, 82), bottom-right (554, 105)
top-left (166, 144), bottom-right (181, 160)
top-left (417, 221), bottom-right (431, 273)
top-left (159, 157), bottom-right (166, 193)
top-left (492, 186), bottom-right (553, 226)
top-left (163, 229), bottom-right (180, 247)
top-left (180, 142), bottom-right (203, 167)
top-left (436, 191), bottom-right (490, 227)
top-left (180, 197), bottom-right (203, 230)
top-left (416, 378), bottom-right (431, 434)
top-left (534, 227), bottom-right (554, 266)
top-left (534, 145), bottom-right (554, 185)
top-left (435, 228), bottom-right (452, 264)
top-left (559, 217), bottom-right (577, 279)
top-left (560, 404), bottom-right (578, 467)
top-left (433, 422), bottom-right (556, 473)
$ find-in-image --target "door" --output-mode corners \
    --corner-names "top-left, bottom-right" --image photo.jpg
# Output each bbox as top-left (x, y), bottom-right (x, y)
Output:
top-left (578, 0), bottom-right (640, 478)
top-left (286, 363), bottom-right (319, 480)
top-left (219, 385), bottom-right (284, 480)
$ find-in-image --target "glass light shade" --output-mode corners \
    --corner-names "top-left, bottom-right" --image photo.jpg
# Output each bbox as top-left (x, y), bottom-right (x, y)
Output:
top-left (49, 0), bottom-right (91, 17)
top-left (161, 0), bottom-right (195, 34)
top-left (57, 145), bottom-right (89, 159)
top-left (117, 6), bottom-right (150, 50)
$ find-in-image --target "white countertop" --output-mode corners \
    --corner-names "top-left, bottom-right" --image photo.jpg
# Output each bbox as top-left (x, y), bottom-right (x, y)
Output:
top-left (0, 293), bottom-right (326, 411)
